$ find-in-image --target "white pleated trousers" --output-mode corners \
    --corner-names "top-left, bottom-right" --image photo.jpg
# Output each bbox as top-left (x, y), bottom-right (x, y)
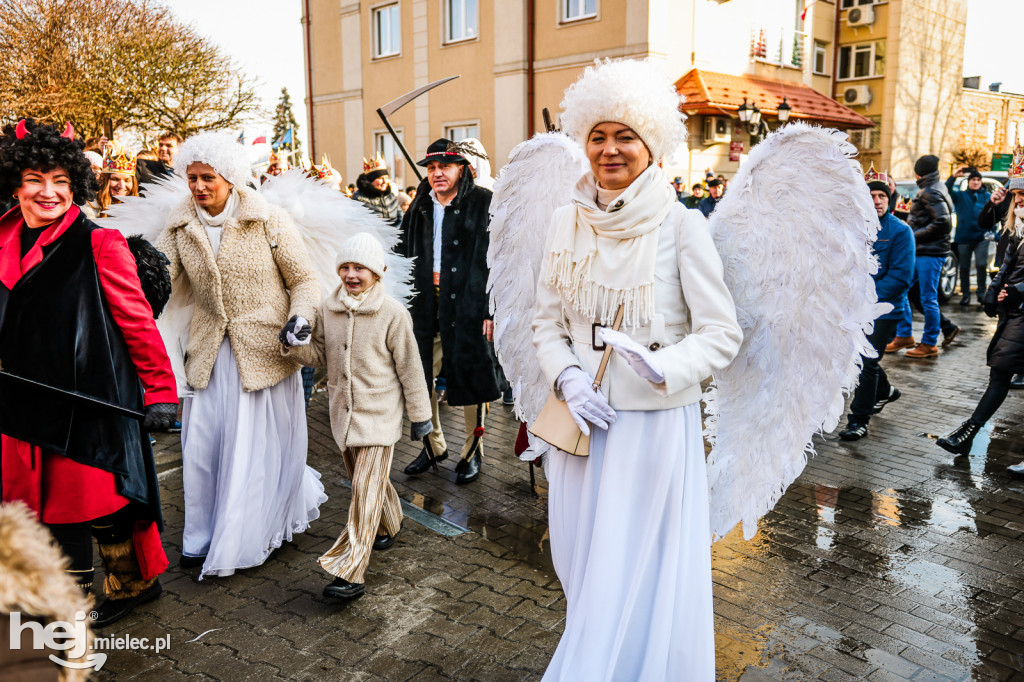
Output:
top-left (543, 403), bottom-right (715, 682)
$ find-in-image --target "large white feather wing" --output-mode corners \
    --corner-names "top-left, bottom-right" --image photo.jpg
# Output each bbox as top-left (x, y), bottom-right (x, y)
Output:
top-left (487, 132), bottom-right (588, 449)
top-left (259, 170), bottom-right (414, 303)
top-left (704, 122), bottom-right (888, 542)
top-left (97, 176), bottom-right (194, 396)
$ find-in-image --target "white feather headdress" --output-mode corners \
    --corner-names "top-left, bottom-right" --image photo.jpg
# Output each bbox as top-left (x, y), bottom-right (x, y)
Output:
top-left (558, 58), bottom-right (688, 161)
top-left (174, 132), bottom-right (254, 189)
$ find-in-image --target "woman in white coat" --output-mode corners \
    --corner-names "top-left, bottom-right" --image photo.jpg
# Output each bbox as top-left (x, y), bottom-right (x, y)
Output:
top-left (532, 60), bottom-right (743, 680)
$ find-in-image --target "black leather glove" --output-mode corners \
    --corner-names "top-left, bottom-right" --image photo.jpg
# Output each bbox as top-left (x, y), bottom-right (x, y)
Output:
top-left (143, 403), bottom-right (178, 432)
top-left (279, 315), bottom-right (312, 347)
top-left (1005, 285), bottom-right (1024, 308)
top-left (410, 420), bottom-right (433, 441)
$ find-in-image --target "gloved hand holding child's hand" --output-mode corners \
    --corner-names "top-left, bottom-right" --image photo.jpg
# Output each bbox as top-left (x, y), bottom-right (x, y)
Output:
top-left (279, 315), bottom-right (312, 347)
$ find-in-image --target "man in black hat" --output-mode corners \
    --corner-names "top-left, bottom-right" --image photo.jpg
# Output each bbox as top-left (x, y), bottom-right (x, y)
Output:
top-left (397, 139), bottom-right (501, 484)
top-left (698, 177), bottom-right (724, 217)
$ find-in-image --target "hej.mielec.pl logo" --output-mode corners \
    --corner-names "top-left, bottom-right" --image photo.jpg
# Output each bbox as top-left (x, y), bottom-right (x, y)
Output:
top-left (9, 610), bottom-right (171, 671)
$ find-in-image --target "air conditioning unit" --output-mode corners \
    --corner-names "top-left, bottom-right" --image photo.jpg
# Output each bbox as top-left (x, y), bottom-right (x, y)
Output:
top-left (847, 6), bottom-right (875, 26)
top-left (842, 84), bottom-right (872, 106)
top-left (703, 116), bottom-right (731, 144)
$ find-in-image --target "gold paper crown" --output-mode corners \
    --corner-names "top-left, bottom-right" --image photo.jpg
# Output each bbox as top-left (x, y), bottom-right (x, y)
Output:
top-left (362, 152), bottom-right (387, 174)
top-left (307, 154), bottom-right (336, 181)
top-left (101, 144), bottom-right (136, 174)
top-left (1010, 145), bottom-right (1024, 180)
top-left (863, 164), bottom-right (891, 186)
top-left (894, 194), bottom-right (910, 213)
top-left (268, 149), bottom-right (288, 166)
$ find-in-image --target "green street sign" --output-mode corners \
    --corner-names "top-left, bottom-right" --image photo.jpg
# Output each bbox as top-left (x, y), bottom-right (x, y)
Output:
top-left (992, 153), bottom-right (1012, 172)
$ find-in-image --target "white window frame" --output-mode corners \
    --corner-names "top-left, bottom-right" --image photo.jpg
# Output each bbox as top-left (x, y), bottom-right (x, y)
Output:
top-left (561, 0), bottom-right (597, 23)
top-left (443, 121), bottom-right (480, 143)
top-left (985, 119), bottom-right (997, 146)
top-left (371, 2), bottom-right (401, 59)
top-left (373, 129), bottom-right (405, 184)
top-left (444, 0), bottom-right (478, 44)
top-left (813, 40), bottom-right (828, 75)
top-left (837, 40), bottom-right (885, 80)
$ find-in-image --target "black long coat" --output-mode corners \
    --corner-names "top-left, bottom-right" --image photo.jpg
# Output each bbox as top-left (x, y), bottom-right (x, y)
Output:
top-left (984, 235), bottom-right (1024, 372)
top-left (398, 170), bottom-right (501, 406)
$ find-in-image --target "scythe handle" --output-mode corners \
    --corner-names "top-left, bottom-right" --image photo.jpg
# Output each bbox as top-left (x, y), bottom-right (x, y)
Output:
top-left (377, 109), bottom-right (423, 183)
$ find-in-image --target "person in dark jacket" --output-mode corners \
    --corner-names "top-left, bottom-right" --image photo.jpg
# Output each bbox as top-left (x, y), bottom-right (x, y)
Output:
top-left (946, 167), bottom-right (992, 304)
top-left (351, 152), bottom-right (403, 225)
top-left (697, 177), bottom-right (723, 217)
top-left (839, 171), bottom-right (915, 440)
top-left (980, 183), bottom-right (1014, 266)
top-left (683, 182), bottom-right (704, 209)
top-left (887, 155), bottom-right (957, 358)
top-left (937, 181), bottom-right (1024, 470)
top-left (397, 139), bottom-right (501, 484)
top-left (0, 119), bottom-right (178, 628)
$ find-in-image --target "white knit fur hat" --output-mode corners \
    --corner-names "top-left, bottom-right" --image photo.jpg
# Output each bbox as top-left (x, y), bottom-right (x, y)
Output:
top-left (559, 58), bottom-right (688, 162)
top-left (335, 232), bottom-right (387, 279)
top-left (175, 132), bottom-right (254, 189)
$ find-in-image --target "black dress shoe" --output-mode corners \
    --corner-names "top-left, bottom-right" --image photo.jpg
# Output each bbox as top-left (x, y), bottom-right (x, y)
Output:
top-left (91, 581), bottom-right (163, 629)
top-left (404, 446), bottom-right (447, 475)
top-left (1010, 374), bottom-right (1024, 389)
top-left (373, 532), bottom-right (396, 551)
top-left (937, 420), bottom-right (982, 456)
top-left (838, 422), bottom-right (868, 440)
top-left (323, 577), bottom-right (365, 600)
top-left (959, 293), bottom-right (972, 305)
top-left (455, 450), bottom-right (481, 485)
top-left (871, 387), bottom-right (901, 414)
top-left (179, 554), bottom-right (206, 569)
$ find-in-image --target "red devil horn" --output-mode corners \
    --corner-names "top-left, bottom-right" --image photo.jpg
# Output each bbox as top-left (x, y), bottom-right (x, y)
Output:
top-left (14, 119), bottom-right (29, 139)
top-left (61, 122), bottom-right (75, 141)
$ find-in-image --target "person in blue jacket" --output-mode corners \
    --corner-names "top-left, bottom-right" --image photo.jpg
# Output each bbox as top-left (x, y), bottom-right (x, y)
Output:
top-left (839, 170), bottom-right (916, 440)
top-left (947, 167), bottom-right (992, 305)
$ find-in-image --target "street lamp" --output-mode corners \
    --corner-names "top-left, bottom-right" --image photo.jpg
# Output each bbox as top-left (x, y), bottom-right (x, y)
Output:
top-left (777, 97), bottom-right (792, 124)
top-left (737, 98), bottom-right (752, 125)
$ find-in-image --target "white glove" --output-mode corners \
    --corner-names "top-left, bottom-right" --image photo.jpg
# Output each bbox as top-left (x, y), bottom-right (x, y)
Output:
top-left (599, 328), bottom-right (665, 383)
top-left (556, 366), bottom-right (616, 436)
top-left (282, 315), bottom-right (312, 347)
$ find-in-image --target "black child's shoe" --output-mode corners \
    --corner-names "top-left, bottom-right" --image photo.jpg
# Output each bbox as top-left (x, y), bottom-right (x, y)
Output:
top-left (323, 577), bottom-right (365, 600)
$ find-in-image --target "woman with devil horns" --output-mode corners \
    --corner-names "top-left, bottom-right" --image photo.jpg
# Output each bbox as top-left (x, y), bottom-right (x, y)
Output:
top-left (0, 118), bottom-right (178, 628)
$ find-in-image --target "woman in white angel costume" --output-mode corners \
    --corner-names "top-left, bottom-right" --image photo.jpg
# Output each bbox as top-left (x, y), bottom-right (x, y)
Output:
top-left (489, 59), bottom-right (886, 680)
top-left (101, 134), bottom-right (414, 580)
top-left (150, 133), bottom-right (327, 577)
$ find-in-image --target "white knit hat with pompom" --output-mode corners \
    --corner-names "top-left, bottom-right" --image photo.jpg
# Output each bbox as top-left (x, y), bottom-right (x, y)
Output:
top-left (175, 132), bottom-right (255, 189)
top-left (559, 58), bottom-right (688, 162)
top-left (335, 232), bottom-right (387, 279)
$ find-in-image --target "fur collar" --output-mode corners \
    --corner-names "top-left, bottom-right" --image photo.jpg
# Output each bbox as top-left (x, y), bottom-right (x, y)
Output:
top-left (165, 186), bottom-right (269, 231)
top-left (325, 280), bottom-right (386, 314)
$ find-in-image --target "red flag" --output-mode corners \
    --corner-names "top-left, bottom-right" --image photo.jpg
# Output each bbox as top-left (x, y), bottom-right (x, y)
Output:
top-left (252, 136), bottom-right (267, 145)
top-left (800, 1), bottom-right (814, 21)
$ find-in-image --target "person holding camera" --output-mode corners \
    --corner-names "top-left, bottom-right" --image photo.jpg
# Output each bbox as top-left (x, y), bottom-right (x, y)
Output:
top-left (946, 166), bottom-right (992, 305)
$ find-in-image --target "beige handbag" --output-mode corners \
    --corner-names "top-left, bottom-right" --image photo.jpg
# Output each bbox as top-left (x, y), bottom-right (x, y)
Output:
top-left (529, 305), bottom-right (624, 457)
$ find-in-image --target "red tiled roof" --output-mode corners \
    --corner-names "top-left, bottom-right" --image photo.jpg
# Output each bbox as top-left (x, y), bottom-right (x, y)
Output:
top-left (675, 68), bottom-right (874, 129)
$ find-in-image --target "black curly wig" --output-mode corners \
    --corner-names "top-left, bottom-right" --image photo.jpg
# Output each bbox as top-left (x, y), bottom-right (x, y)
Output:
top-left (0, 118), bottom-right (97, 205)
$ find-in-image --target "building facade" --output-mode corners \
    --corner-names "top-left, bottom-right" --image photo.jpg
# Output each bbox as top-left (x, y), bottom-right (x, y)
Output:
top-left (300, 0), bottom-right (957, 186)
top-left (956, 85), bottom-right (1024, 169)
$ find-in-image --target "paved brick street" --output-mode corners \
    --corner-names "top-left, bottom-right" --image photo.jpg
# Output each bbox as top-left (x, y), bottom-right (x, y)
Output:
top-left (98, 303), bottom-right (1024, 681)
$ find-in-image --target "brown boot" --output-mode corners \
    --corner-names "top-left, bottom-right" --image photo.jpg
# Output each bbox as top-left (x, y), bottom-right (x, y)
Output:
top-left (885, 336), bottom-right (915, 353)
top-left (92, 539), bottom-right (161, 628)
top-left (905, 343), bottom-right (938, 358)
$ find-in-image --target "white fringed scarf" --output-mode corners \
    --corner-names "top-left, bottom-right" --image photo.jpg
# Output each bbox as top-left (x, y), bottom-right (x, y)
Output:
top-left (546, 163), bottom-right (674, 327)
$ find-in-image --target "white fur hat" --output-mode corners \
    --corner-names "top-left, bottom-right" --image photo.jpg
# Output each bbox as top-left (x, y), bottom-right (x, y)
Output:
top-left (559, 58), bottom-right (688, 162)
top-left (175, 132), bottom-right (254, 189)
top-left (335, 232), bottom-right (386, 279)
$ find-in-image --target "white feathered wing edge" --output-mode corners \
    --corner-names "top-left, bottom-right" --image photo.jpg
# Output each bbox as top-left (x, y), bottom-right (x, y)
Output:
top-left (98, 170), bottom-right (414, 397)
top-left (487, 132), bottom-right (588, 460)
top-left (703, 122), bottom-right (890, 542)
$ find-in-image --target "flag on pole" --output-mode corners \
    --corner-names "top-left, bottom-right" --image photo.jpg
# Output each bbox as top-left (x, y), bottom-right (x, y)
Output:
top-left (236, 131), bottom-right (245, 145)
top-left (252, 135), bottom-right (267, 145)
top-left (272, 128), bottom-right (293, 150)
top-left (800, 1), bottom-right (817, 21)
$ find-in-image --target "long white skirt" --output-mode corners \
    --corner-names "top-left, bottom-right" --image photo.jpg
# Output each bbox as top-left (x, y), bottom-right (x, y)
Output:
top-left (181, 338), bottom-right (327, 579)
top-left (542, 403), bottom-right (714, 682)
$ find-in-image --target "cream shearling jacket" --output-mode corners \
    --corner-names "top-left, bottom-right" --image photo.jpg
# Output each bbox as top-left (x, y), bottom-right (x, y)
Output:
top-left (532, 203), bottom-right (742, 410)
top-left (284, 283), bottom-right (432, 449)
top-left (156, 187), bottom-right (320, 392)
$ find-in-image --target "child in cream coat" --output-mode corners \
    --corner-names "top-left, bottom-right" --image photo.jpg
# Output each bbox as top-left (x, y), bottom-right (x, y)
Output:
top-left (281, 232), bottom-right (432, 600)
